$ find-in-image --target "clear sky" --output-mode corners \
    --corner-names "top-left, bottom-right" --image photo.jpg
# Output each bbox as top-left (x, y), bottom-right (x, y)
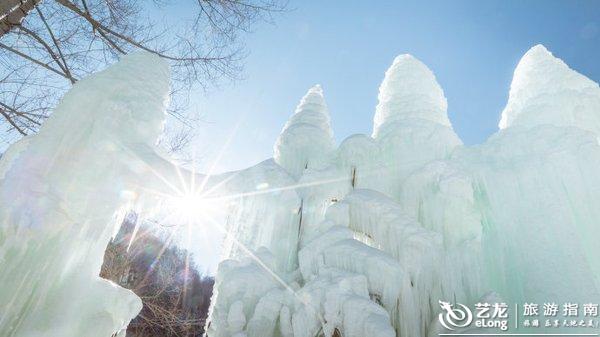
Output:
top-left (190, 0), bottom-right (600, 173)
top-left (184, 0), bottom-right (600, 271)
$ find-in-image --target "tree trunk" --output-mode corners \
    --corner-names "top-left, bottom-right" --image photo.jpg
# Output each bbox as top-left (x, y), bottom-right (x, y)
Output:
top-left (0, 0), bottom-right (43, 38)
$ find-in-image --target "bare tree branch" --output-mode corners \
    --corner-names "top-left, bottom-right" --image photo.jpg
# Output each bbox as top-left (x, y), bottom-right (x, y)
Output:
top-left (0, 0), bottom-right (286, 151)
top-left (0, 41), bottom-right (69, 79)
top-left (34, 6), bottom-right (76, 83)
top-left (0, 105), bottom-right (27, 135)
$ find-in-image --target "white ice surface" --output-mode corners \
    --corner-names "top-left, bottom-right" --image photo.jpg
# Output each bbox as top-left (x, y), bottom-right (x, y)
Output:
top-left (207, 45), bottom-right (600, 337)
top-left (2, 44), bottom-right (600, 337)
top-left (274, 85), bottom-right (335, 179)
top-left (0, 53), bottom-right (204, 337)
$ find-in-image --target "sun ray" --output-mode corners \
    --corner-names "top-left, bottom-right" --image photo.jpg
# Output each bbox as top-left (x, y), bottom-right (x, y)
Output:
top-left (173, 159), bottom-right (191, 195)
top-left (195, 212), bottom-right (327, 329)
top-left (197, 159), bottom-right (412, 204)
top-left (131, 185), bottom-right (180, 199)
top-left (126, 215), bottom-right (141, 252)
top-left (199, 169), bottom-right (243, 199)
top-left (195, 117), bottom-right (244, 196)
top-left (136, 225), bottom-right (179, 291)
top-left (207, 175), bottom-right (351, 202)
top-left (124, 127), bottom-right (426, 333)
top-left (181, 220), bottom-right (192, 309)
top-left (113, 140), bottom-right (185, 197)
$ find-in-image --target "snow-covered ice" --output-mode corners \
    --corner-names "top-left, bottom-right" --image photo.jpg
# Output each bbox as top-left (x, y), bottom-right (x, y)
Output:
top-left (207, 44), bottom-right (600, 337)
top-left (1, 44), bottom-right (600, 337)
top-left (0, 53), bottom-right (203, 336)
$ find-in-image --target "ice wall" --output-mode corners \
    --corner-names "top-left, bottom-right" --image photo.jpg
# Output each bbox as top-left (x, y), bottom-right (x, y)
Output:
top-left (208, 54), bottom-right (477, 337)
top-left (219, 159), bottom-right (301, 272)
top-left (208, 45), bottom-right (600, 337)
top-left (0, 53), bottom-right (195, 337)
top-left (463, 44), bottom-right (600, 305)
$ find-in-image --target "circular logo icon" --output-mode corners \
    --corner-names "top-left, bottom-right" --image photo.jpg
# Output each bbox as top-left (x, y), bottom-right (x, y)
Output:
top-left (438, 300), bottom-right (473, 331)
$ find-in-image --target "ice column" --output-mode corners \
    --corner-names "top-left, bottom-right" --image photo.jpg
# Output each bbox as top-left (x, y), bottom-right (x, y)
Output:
top-left (466, 44), bottom-right (600, 306)
top-left (274, 85), bottom-right (335, 179)
top-left (499, 44), bottom-right (600, 133)
top-left (371, 55), bottom-right (462, 198)
top-left (0, 53), bottom-right (187, 337)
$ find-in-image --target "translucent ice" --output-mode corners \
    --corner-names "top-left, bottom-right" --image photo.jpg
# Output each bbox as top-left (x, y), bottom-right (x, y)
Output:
top-left (3, 43), bottom-right (599, 337)
top-left (208, 45), bottom-right (600, 337)
top-left (499, 44), bottom-right (600, 133)
top-left (373, 54), bottom-right (451, 135)
top-left (0, 53), bottom-right (197, 336)
top-left (274, 85), bottom-right (335, 179)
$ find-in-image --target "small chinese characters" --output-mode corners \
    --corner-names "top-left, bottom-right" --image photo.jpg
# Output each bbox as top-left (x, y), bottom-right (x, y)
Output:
top-left (520, 302), bottom-right (599, 329)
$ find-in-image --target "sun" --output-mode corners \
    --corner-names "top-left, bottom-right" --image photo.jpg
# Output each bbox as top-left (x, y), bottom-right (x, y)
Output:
top-left (164, 191), bottom-right (226, 225)
top-left (168, 193), bottom-right (204, 222)
top-left (174, 193), bottom-right (205, 219)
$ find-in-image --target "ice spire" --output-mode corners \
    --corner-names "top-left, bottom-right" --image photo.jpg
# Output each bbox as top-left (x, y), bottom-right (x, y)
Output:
top-left (372, 54), bottom-right (451, 138)
top-left (499, 44), bottom-right (600, 133)
top-left (274, 84), bottom-right (335, 178)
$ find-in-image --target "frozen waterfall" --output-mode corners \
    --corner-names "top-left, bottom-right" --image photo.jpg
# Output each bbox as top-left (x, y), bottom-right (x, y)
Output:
top-left (1, 44), bottom-right (599, 337)
top-left (206, 45), bottom-right (600, 337)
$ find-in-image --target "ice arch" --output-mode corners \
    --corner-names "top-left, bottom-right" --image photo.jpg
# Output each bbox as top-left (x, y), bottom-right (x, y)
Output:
top-left (0, 53), bottom-right (204, 337)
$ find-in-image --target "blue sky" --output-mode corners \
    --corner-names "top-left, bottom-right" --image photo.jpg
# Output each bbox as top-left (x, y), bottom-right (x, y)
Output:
top-left (190, 0), bottom-right (600, 174)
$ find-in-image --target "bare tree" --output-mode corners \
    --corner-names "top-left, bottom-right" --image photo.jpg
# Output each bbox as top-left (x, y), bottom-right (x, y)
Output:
top-left (0, 0), bottom-right (285, 148)
top-left (101, 216), bottom-right (215, 336)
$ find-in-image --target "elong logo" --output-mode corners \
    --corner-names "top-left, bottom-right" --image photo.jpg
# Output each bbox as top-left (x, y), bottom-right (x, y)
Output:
top-left (438, 300), bottom-right (473, 330)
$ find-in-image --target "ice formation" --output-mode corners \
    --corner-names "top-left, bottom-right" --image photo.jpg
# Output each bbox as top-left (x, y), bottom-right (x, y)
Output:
top-left (274, 84), bottom-right (335, 179)
top-left (1, 43), bottom-right (599, 337)
top-left (0, 53), bottom-right (201, 336)
top-left (499, 44), bottom-right (600, 133)
top-left (207, 45), bottom-right (600, 337)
